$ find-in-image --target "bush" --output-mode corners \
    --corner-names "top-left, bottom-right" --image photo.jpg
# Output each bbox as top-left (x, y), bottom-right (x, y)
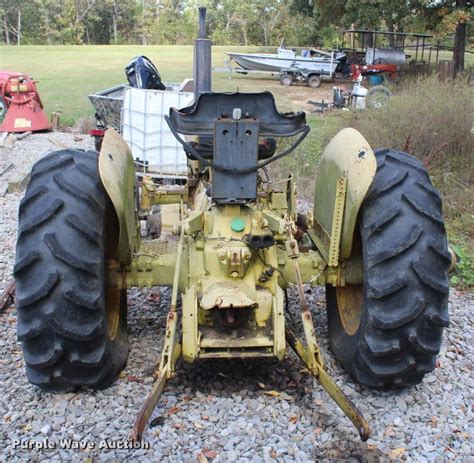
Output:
top-left (344, 75), bottom-right (474, 262)
top-left (345, 75), bottom-right (473, 182)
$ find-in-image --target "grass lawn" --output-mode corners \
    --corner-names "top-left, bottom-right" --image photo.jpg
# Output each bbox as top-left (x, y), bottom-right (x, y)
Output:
top-left (0, 45), bottom-right (302, 125)
top-left (2, 45), bottom-right (470, 125)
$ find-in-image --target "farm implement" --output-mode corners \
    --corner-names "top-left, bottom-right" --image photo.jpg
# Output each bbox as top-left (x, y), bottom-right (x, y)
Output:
top-left (0, 71), bottom-right (51, 133)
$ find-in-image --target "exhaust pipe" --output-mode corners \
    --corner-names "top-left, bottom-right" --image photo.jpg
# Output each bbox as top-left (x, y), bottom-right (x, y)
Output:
top-left (193, 7), bottom-right (212, 98)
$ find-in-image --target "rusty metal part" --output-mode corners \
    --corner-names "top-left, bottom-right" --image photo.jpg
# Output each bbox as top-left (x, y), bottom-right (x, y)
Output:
top-left (286, 328), bottom-right (370, 441)
top-left (0, 278), bottom-right (15, 312)
top-left (286, 223), bottom-right (370, 441)
top-left (130, 227), bottom-right (185, 442)
top-left (336, 284), bottom-right (363, 336)
top-left (328, 176), bottom-right (347, 267)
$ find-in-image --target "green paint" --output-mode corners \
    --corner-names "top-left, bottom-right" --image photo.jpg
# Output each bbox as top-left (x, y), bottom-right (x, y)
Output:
top-left (231, 217), bottom-right (246, 232)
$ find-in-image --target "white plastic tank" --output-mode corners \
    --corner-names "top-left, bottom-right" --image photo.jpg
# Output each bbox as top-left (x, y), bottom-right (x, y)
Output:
top-left (365, 48), bottom-right (406, 66)
top-left (121, 87), bottom-right (194, 177)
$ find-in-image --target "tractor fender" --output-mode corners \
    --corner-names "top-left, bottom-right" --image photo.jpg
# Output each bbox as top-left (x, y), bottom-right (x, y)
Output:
top-left (313, 128), bottom-right (376, 262)
top-left (98, 128), bottom-right (139, 264)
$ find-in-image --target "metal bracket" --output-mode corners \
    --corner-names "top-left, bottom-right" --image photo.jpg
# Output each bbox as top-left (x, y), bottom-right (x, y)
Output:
top-left (130, 227), bottom-right (185, 442)
top-left (285, 222), bottom-right (370, 441)
top-left (0, 278), bottom-right (15, 312)
top-left (328, 176), bottom-right (347, 267)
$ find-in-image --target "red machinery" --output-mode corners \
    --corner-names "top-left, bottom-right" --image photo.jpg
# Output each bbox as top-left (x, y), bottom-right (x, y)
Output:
top-left (0, 71), bottom-right (51, 133)
top-left (350, 63), bottom-right (399, 82)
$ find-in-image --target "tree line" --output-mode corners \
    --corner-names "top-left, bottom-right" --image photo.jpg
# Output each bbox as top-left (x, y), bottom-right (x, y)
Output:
top-left (1, 0), bottom-right (471, 51)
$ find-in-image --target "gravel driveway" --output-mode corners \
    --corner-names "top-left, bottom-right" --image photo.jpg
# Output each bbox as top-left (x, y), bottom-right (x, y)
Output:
top-left (0, 133), bottom-right (472, 462)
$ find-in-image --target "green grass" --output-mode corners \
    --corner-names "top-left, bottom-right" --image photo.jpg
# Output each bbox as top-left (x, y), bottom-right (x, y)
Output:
top-left (1, 44), bottom-right (471, 126)
top-left (0, 45), bottom-right (295, 125)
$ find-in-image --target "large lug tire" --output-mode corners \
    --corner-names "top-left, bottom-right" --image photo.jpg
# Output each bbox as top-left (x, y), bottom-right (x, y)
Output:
top-left (15, 149), bottom-right (129, 392)
top-left (326, 148), bottom-right (450, 388)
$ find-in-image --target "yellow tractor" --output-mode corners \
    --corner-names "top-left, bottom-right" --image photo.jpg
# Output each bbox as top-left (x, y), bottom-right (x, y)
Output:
top-left (14, 8), bottom-right (450, 442)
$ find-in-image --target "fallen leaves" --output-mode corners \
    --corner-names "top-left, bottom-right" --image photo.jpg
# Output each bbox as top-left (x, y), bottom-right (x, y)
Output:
top-left (197, 448), bottom-right (219, 461)
top-left (167, 406), bottom-right (181, 415)
top-left (263, 390), bottom-right (280, 397)
top-left (127, 375), bottom-right (143, 383)
top-left (202, 449), bottom-right (217, 459)
top-left (389, 448), bottom-right (406, 459)
top-left (22, 423), bottom-right (32, 433)
top-left (289, 416), bottom-right (298, 424)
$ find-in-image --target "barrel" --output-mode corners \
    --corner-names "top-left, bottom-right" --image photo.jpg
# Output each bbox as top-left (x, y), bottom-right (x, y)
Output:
top-left (369, 75), bottom-right (384, 86)
top-left (366, 48), bottom-right (406, 66)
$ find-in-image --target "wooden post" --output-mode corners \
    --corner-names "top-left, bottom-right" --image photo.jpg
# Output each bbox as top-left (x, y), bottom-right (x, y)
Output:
top-left (438, 60), bottom-right (454, 82)
top-left (50, 112), bottom-right (61, 129)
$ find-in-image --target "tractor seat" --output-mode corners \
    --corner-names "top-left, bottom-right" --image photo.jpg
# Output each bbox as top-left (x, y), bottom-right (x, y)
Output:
top-left (169, 92), bottom-right (307, 137)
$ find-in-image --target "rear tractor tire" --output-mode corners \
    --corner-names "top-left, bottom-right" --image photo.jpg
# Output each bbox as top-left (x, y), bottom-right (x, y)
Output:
top-left (326, 148), bottom-right (450, 388)
top-left (15, 149), bottom-right (129, 392)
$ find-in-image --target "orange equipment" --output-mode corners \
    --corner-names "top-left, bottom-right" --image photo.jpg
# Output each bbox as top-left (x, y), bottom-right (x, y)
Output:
top-left (0, 71), bottom-right (51, 133)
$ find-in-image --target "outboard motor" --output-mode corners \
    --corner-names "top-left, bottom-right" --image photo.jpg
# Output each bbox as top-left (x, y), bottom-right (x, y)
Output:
top-left (125, 56), bottom-right (166, 90)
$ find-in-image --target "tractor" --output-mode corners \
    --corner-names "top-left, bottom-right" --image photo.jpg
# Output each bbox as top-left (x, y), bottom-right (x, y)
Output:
top-left (14, 8), bottom-right (450, 442)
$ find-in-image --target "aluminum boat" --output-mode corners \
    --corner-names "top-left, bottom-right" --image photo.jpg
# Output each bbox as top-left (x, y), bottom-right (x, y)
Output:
top-left (226, 44), bottom-right (345, 74)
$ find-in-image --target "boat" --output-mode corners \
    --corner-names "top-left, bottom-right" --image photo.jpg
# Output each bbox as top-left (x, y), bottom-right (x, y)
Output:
top-left (226, 42), bottom-right (346, 75)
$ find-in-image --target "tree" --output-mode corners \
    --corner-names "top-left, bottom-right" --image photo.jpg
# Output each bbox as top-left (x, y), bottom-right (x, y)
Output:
top-left (421, 0), bottom-right (472, 75)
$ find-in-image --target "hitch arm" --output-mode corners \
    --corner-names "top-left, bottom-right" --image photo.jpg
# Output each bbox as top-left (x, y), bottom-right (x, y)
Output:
top-left (130, 227), bottom-right (185, 442)
top-left (285, 222), bottom-right (370, 441)
top-left (286, 328), bottom-right (370, 441)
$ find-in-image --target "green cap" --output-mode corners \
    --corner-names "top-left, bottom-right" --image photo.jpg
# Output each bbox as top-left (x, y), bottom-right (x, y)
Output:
top-left (230, 217), bottom-right (246, 232)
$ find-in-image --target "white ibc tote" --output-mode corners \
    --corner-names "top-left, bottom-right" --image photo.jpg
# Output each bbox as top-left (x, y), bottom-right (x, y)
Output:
top-left (122, 87), bottom-right (194, 178)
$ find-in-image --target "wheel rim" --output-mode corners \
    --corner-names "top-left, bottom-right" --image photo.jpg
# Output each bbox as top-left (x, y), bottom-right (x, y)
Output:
top-left (336, 284), bottom-right (363, 336)
top-left (104, 205), bottom-right (122, 341)
top-left (106, 286), bottom-right (121, 340)
top-left (370, 91), bottom-right (389, 108)
top-left (309, 77), bottom-right (320, 88)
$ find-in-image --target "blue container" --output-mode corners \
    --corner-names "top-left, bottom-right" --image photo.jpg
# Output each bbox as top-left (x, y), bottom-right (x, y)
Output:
top-left (369, 75), bottom-right (384, 86)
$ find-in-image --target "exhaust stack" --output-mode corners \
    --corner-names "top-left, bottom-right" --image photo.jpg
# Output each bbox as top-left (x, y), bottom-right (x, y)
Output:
top-left (193, 7), bottom-right (212, 98)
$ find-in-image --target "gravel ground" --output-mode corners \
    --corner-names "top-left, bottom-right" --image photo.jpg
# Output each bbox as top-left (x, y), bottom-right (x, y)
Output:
top-left (0, 133), bottom-right (473, 462)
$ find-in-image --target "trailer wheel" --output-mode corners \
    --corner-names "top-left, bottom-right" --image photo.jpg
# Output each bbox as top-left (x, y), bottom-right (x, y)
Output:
top-left (307, 75), bottom-right (322, 89)
top-left (326, 148), bottom-right (450, 388)
top-left (15, 149), bottom-right (129, 392)
top-left (366, 85), bottom-right (391, 109)
top-left (280, 73), bottom-right (293, 86)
